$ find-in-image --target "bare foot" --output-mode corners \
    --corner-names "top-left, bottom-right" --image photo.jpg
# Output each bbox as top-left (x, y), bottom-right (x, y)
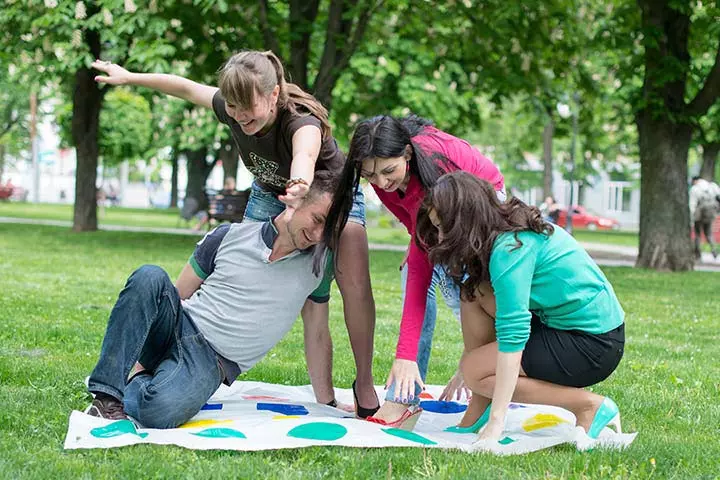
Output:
top-left (373, 400), bottom-right (410, 422)
top-left (574, 393), bottom-right (605, 433)
top-left (335, 401), bottom-right (355, 413)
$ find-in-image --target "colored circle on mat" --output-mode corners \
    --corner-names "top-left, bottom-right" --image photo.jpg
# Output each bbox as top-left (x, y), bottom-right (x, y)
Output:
top-left (287, 422), bottom-right (347, 441)
top-left (419, 400), bottom-right (467, 414)
top-left (522, 413), bottom-right (568, 432)
top-left (192, 428), bottom-right (246, 439)
top-left (381, 428), bottom-right (437, 445)
top-left (90, 420), bottom-right (148, 439)
top-left (257, 403), bottom-right (309, 416)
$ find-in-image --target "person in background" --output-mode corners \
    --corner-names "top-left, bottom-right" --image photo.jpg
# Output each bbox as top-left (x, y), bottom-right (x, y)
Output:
top-left (539, 196), bottom-right (561, 224)
top-left (689, 176), bottom-right (720, 260)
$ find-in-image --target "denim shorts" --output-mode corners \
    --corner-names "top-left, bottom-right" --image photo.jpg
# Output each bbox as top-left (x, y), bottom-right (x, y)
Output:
top-left (243, 181), bottom-right (366, 226)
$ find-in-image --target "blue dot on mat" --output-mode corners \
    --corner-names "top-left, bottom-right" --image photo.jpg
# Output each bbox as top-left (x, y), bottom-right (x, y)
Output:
top-left (200, 403), bottom-right (223, 411)
top-left (257, 403), bottom-right (309, 416)
top-left (419, 400), bottom-right (467, 414)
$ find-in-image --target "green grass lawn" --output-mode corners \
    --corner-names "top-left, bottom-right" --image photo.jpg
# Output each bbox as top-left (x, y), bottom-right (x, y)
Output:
top-left (1, 223), bottom-right (718, 478)
top-left (0, 201), bottom-right (183, 229)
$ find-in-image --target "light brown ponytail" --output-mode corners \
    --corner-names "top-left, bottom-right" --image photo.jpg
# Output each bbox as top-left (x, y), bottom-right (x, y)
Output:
top-left (218, 50), bottom-right (332, 139)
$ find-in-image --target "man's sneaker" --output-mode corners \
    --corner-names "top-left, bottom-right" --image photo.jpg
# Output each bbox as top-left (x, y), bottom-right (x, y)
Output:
top-left (85, 393), bottom-right (128, 420)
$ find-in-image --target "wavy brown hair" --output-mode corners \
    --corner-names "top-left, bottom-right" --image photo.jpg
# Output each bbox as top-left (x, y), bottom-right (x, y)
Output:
top-left (218, 50), bottom-right (331, 138)
top-left (415, 171), bottom-right (554, 301)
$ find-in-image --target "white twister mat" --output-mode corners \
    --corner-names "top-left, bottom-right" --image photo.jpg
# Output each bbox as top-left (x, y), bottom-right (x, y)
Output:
top-left (64, 381), bottom-right (636, 455)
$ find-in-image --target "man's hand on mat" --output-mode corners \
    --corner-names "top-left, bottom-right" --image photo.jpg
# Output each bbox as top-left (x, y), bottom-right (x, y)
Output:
top-left (386, 359), bottom-right (424, 403)
top-left (439, 369), bottom-right (472, 402)
top-left (92, 60), bottom-right (132, 85)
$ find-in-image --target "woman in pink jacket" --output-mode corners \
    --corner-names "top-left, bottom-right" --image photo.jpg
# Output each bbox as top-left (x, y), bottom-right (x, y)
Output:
top-left (325, 115), bottom-right (505, 429)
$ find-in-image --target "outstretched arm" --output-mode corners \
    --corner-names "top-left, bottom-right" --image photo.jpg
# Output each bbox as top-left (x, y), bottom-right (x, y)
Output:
top-left (92, 60), bottom-right (218, 109)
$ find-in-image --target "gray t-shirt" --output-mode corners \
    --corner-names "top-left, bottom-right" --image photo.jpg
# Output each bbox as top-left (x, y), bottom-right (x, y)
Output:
top-left (212, 91), bottom-right (345, 195)
top-left (182, 221), bottom-right (329, 376)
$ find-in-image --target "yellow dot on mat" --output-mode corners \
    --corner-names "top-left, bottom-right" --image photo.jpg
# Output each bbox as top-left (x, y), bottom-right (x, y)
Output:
top-left (273, 415), bottom-right (301, 420)
top-left (521, 413), bottom-right (569, 432)
top-left (179, 419), bottom-right (233, 429)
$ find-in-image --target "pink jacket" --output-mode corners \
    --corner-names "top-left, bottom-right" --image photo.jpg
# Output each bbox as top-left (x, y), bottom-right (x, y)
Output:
top-left (373, 126), bottom-right (504, 361)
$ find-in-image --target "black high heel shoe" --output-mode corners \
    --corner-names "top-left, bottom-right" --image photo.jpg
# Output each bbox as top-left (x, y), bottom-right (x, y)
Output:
top-left (352, 380), bottom-right (379, 418)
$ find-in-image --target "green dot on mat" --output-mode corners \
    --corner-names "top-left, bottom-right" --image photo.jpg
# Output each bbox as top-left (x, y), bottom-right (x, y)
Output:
top-left (499, 436), bottom-right (516, 445)
top-left (90, 420), bottom-right (148, 439)
top-left (287, 422), bottom-right (347, 441)
top-left (192, 428), bottom-right (246, 439)
top-left (381, 428), bottom-right (437, 445)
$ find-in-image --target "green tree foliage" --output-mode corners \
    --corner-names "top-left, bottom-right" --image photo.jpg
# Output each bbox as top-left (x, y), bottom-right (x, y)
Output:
top-left (0, 62), bottom-right (32, 182)
top-left (55, 88), bottom-right (152, 166)
top-left (100, 88), bottom-right (152, 166)
top-left (1, 0), bottom-right (174, 230)
top-left (596, 0), bottom-right (720, 270)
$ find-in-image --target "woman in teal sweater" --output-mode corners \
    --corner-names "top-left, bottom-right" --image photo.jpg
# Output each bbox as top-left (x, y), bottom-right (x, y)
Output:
top-left (415, 171), bottom-right (625, 442)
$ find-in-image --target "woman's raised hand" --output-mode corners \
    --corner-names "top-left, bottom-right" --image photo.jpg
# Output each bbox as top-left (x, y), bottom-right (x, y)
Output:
top-left (92, 60), bottom-right (133, 85)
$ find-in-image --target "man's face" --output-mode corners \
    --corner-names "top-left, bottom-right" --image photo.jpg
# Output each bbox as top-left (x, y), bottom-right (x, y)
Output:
top-left (286, 192), bottom-right (332, 250)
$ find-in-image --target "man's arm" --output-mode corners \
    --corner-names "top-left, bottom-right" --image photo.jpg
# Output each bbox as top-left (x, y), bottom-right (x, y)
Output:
top-left (176, 263), bottom-right (204, 300)
top-left (301, 299), bottom-right (335, 404)
top-left (92, 60), bottom-right (218, 109)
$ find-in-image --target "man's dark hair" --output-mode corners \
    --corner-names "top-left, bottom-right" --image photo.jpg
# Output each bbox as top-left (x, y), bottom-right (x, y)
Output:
top-left (692, 176), bottom-right (701, 183)
top-left (305, 169), bottom-right (338, 203)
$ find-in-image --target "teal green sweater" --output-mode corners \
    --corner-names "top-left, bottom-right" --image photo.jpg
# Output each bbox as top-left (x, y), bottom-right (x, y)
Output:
top-left (490, 227), bottom-right (624, 353)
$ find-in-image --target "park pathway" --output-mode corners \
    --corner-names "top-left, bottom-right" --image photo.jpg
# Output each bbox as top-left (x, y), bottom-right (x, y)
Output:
top-left (2, 216), bottom-right (719, 271)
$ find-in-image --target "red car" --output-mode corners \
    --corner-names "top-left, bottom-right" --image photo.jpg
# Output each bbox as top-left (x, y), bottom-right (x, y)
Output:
top-left (555, 206), bottom-right (620, 230)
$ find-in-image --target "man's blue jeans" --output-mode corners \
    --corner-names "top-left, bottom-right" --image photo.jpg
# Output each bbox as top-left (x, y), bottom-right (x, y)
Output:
top-left (87, 265), bottom-right (223, 429)
top-left (385, 264), bottom-right (461, 404)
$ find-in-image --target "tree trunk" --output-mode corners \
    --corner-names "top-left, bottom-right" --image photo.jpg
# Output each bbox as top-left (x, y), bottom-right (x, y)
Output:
top-left (219, 138), bottom-right (239, 182)
top-left (184, 147), bottom-right (214, 211)
top-left (71, 25), bottom-right (103, 231)
top-left (313, 0), bottom-right (374, 110)
top-left (542, 117), bottom-right (554, 199)
top-left (71, 67), bottom-right (103, 231)
top-left (635, 115), bottom-right (694, 270)
top-left (700, 142), bottom-right (719, 181)
top-left (288, 0), bottom-right (321, 89)
top-left (0, 144), bottom-right (5, 184)
top-left (170, 148), bottom-right (179, 208)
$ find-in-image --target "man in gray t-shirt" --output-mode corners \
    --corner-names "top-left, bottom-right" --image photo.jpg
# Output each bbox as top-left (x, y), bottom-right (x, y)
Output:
top-left (85, 172), bottom-right (338, 429)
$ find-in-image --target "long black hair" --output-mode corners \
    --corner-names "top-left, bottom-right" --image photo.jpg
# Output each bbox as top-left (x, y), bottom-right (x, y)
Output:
top-left (323, 114), bottom-right (456, 254)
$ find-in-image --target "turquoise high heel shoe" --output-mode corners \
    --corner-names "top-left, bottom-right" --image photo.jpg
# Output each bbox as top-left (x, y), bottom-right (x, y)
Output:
top-left (587, 397), bottom-right (621, 439)
top-left (444, 404), bottom-right (491, 433)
